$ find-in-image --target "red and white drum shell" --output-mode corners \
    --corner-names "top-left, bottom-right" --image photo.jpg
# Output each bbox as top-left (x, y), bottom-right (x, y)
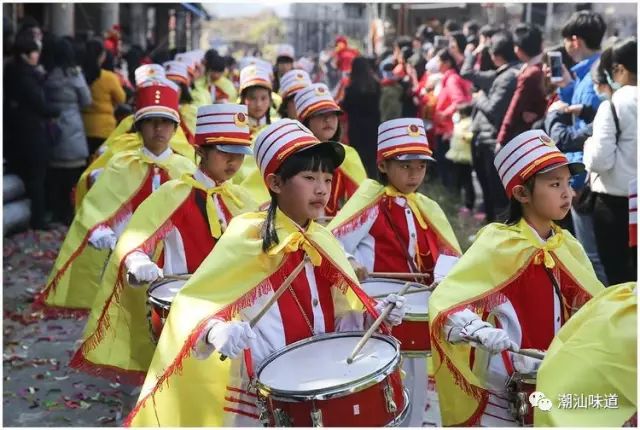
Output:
top-left (255, 332), bottom-right (409, 427)
top-left (360, 278), bottom-right (431, 356)
top-left (506, 371), bottom-right (537, 427)
top-left (146, 278), bottom-right (187, 343)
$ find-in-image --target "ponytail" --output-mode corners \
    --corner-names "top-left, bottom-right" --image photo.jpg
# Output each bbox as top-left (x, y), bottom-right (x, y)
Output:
top-left (261, 195), bottom-right (279, 252)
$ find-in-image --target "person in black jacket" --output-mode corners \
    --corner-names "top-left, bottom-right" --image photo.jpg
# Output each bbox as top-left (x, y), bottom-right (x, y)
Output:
top-left (4, 32), bottom-right (60, 230)
top-left (342, 56), bottom-right (381, 178)
top-left (467, 31), bottom-right (521, 222)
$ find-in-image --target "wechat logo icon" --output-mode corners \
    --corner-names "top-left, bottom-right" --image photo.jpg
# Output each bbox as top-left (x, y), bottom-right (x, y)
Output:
top-left (529, 391), bottom-right (553, 412)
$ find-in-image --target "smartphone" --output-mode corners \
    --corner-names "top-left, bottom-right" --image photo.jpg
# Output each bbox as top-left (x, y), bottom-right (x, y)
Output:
top-left (548, 51), bottom-right (563, 83)
top-left (434, 35), bottom-right (449, 50)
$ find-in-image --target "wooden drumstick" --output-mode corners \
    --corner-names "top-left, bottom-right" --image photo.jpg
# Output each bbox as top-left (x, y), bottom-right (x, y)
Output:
top-left (463, 336), bottom-right (546, 360)
top-left (126, 272), bottom-right (191, 286)
top-left (368, 272), bottom-right (432, 281)
top-left (346, 281), bottom-right (413, 365)
top-left (370, 285), bottom-right (434, 299)
top-left (219, 256), bottom-right (310, 361)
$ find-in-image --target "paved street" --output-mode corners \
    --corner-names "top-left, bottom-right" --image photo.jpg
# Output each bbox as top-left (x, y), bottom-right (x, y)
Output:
top-left (3, 227), bottom-right (137, 427)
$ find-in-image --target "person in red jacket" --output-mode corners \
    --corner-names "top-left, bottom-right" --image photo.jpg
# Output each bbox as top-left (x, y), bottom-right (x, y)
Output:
top-left (496, 24), bottom-right (547, 149)
top-left (432, 48), bottom-right (472, 189)
top-left (333, 35), bottom-right (359, 74)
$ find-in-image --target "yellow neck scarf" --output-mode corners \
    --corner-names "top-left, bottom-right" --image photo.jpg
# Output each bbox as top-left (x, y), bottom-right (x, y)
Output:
top-left (383, 186), bottom-right (428, 229)
top-left (519, 218), bottom-right (564, 269)
top-left (266, 210), bottom-right (323, 266)
top-left (180, 174), bottom-right (244, 238)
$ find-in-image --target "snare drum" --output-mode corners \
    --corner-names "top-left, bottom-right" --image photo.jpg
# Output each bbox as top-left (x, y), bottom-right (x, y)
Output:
top-left (360, 278), bottom-right (431, 356)
top-left (506, 371), bottom-right (537, 426)
top-left (255, 332), bottom-right (409, 427)
top-left (146, 278), bottom-right (187, 342)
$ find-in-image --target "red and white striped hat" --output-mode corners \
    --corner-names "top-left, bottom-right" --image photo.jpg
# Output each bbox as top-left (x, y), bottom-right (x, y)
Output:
top-left (294, 83), bottom-right (342, 123)
top-left (239, 63), bottom-right (273, 94)
top-left (494, 130), bottom-right (585, 198)
top-left (163, 61), bottom-right (190, 85)
top-left (254, 119), bottom-right (344, 181)
top-left (279, 69), bottom-right (311, 99)
top-left (134, 64), bottom-right (165, 87)
top-left (276, 44), bottom-right (295, 61)
top-left (195, 104), bottom-right (252, 154)
top-left (377, 118), bottom-right (434, 163)
top-left (134, 81), bottom-right (180, 124)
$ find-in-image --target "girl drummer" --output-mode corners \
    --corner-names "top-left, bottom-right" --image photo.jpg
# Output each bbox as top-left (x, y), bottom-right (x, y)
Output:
top-left (69, 104), bottom-right (258, 384)
top-left (429, 130), bottom-right (605, 426)
top-left (327, 117), bottom-right (461, 426)
top-left (124, 119), bottom-right (407, 426)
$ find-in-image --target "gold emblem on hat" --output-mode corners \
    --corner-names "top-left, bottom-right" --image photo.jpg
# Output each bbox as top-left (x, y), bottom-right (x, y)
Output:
top-left (234, 112), bottom-right (248, 127)
top-left (539, 134), bottom-right (556, 147)
top-left (295, 73), bottom-right (305, 81)
top-left (314, 86), bottom-right (326, 96)
top-left (407, 123), bottom-right (420, 137)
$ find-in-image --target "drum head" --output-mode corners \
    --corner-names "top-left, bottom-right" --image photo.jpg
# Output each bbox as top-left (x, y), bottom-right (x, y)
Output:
top-left (257, 332), bottom-right (399, 395)
top-left (360, 278), bottom-right (430, 314)
top-left (148, 279), bottom-right (187, 305)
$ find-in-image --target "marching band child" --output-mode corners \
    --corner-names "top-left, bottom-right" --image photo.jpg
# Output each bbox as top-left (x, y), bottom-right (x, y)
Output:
top-left (240, 63), bottom-right (274, 136)
top-left (74, 65), bottom-right (195, 207)
top-left (232, 63), bottom-right (276, 187)
top-left (164, 60), bottom-right (198, 144)
top-left (328, 117), bottom-right (462, 426)
top-left (272, 44), bottom-right (296, 94)
top-left (34, 81), bottom-right (195, 317)
top-left (70, 104), bottom-right (257, 384)
top-left (429, 130), bottom-right (605, 426)
top-left (294, 83), bottom-right (368, 215)
top-left (197, 49), bottom-right (237, 104)
top-left (277, 69), bottom-right (311, 119)
top-left (177, 50), bottom-right (213, 108)
top-left (125, 119), bottom-right (406, 426)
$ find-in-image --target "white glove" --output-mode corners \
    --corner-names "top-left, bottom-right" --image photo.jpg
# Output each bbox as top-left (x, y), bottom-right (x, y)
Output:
top-left (474, 327), bottom-right (515, 354)
top-left (512, 351), bottom-right (543, 373)
top-left (126, 252), bottom-right (163, 284)
top-left (89, 226), bottom-right (117, 250)
top-left (446, 315), bottom-right (491, 343)
top-left (374, 294), bottom-right (406, 326)
top-left (206, 321), bottom-right (257, 359)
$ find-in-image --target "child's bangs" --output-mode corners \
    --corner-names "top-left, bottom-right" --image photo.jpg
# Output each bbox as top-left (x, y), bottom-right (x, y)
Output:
top-left (276, 145), bottom-right (338, 182)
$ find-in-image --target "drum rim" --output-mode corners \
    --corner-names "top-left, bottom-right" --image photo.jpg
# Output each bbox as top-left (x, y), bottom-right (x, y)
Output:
top-left (255, 331), bottom-right (402, 401)
top-left (361, 278), bottom-right (412, 286)
top-left (360, 278), bottom-right (430, 320)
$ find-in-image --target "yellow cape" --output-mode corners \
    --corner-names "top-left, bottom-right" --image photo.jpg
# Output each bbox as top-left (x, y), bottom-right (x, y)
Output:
top-left (230, 122), bottom-right (269, 188)
top-left (328, 178), bottom-right (461, 256)
top-left (71, 176), bottom-right (257, 384)
top-left (534, 282), bottom-right (637, 427)
top-left (35, 150), bottom-right (196, 316)
top-left (179, 103), bottom-right (197, 138)
top-left (191, 76), bottom-right (214, 108)
top-left (428, 218), bottom-right (605, 426)
top-left (125, 210), bottom-right (379, 426)
top-left (75, 117), bottom-right (197, 208)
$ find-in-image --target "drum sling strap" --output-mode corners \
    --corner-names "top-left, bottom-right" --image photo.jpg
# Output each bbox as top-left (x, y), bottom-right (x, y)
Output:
top-left (194, 189), bottom-right (213, 233)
